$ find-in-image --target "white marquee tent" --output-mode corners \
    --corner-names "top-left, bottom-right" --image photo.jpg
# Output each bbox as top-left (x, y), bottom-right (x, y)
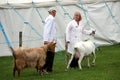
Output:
top-left (0, 0), bottom-right (120, 56)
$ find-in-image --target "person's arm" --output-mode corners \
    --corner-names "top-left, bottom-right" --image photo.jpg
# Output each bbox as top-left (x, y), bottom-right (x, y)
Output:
top-left (82, 29), bottom-right (92, 35)
top-left (81, 24), bottom-right (93, 35)
top-left (65, 22), bottom-right (72, 43)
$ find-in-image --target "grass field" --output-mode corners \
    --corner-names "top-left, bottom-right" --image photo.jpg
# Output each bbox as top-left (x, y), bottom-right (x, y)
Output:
top-left (0, 44), bottom-right (120, 80)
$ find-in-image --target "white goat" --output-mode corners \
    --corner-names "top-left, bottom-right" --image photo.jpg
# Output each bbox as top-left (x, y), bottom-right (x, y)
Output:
top-left (67, 30), bottom-right (96, 70)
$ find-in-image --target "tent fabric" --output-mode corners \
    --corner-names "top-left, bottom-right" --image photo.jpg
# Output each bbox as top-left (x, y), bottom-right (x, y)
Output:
top-left (0, 0), bottom-right (119, 8)
top-left (0, 1), bottom-right (120, 56)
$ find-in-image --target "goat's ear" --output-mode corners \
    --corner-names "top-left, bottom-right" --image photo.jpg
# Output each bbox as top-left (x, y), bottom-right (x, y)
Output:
top-left (50, 40), bottom-right (56, 44)
top-left (51, 41), bottom-right (56, 45)
top-left (54, 42), bottom-right (56, 45)
top-left (51, 39), bottom-right (55, 42)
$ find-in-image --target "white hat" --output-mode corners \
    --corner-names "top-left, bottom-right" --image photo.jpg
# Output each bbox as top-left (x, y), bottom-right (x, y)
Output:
top-left (48, 7), bottom-right (56, 12)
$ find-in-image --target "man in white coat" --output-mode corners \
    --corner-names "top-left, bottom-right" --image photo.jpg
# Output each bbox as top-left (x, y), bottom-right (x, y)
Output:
top-left (43, 7), bottom-right (57, 72)
top-left (43, 8), bottom-right (57, 44)
top-left (65, 11), bottom-right (94, 68)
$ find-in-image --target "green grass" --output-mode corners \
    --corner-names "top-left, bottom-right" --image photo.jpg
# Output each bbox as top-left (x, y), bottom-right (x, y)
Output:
top-left (0, 44), bottom-right (120, 80)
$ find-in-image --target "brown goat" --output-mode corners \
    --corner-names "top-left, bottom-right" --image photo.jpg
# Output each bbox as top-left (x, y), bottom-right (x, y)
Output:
top-left (9, 42), bottom-right (56, 77)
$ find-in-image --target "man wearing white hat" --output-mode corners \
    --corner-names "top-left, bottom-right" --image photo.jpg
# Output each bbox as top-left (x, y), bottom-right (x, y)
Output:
top-left (43, 7), bottom-right (57, 72)
top-left (43, 7), bottom-right (57, 44)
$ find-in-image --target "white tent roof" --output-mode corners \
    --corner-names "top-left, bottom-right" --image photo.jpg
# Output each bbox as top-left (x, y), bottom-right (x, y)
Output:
top-left (0, 0), bottom-right (119, 8)
top-left (0, 0), bottom-right (119, 3)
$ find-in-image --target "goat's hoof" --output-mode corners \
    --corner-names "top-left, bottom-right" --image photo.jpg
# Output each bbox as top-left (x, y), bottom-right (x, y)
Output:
top-left (88, 65), bottom-right (91, 68)
top-left (79, 68), bottom-right (82, 71)
top-left (65, 69), bottom-right (68, 72)
top-left (88, 66), bottom-right (90, 68)
top-left (43, 71), bottom-right (48, 74)
top-left (40, 73), bottom-right (44, 76)
top-left (92, 63), bottom-right (95, 66)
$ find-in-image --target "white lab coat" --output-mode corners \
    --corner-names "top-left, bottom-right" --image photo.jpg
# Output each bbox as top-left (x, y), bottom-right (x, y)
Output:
top-left (65, 20), bottom-right (92, 54)
top-left (43, 15), bottom-right (57, 42)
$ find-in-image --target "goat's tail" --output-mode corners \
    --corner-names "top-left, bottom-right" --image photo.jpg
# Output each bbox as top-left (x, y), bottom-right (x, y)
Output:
top-left (74, 47), bottom-right (78, 52)
top-left (9, 46), bottom-right (16, 59)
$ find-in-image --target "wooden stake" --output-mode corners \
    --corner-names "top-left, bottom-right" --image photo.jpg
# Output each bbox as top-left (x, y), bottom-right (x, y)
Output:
top-left (19, 32), bottom-right (22, 47)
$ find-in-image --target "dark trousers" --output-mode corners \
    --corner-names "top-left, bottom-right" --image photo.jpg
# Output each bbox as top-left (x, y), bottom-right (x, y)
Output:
top-left (70, 56), bottom-right (79, 68)
top-left (43, 51), bottom-right (55, 72)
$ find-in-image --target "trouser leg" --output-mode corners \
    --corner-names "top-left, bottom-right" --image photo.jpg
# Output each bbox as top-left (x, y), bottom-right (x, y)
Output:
top-left (43, 51), bottom-right (55, 72)
top-left (70, 56), bottom-right (79, 68)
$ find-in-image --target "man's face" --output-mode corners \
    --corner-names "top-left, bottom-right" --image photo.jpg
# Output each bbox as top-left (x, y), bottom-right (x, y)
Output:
top-left (51, 10), bottom-right (56, 17)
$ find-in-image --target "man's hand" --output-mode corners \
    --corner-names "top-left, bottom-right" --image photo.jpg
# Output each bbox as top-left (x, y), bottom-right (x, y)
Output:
top-left (44, 41), bottom-right (49, 45)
